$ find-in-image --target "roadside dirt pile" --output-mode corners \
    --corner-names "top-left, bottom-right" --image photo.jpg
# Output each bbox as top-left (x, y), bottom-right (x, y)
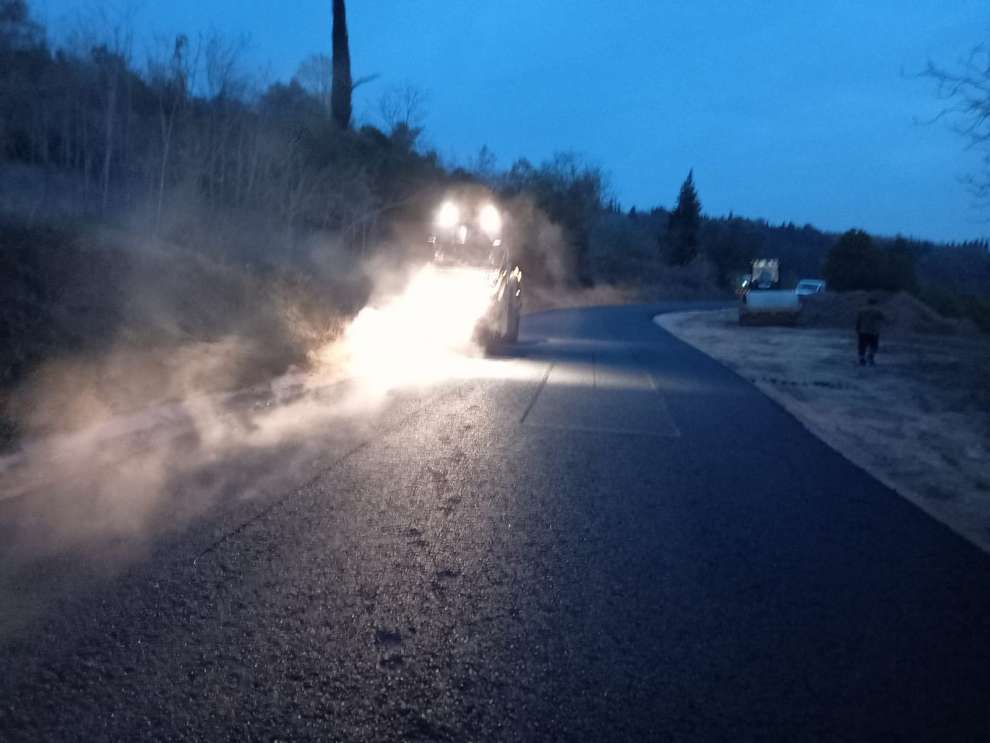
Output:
top-left (799, 291), bottom-right (978, 335)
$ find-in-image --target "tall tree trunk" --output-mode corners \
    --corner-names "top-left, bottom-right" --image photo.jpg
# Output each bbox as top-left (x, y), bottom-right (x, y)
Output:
top-left (121, 73), bottom-right (132, 208)
top-left (101, 70), bottom-right (118, 214)
top-left (331, 0), bottom-right (352, 129)
top-left (156, 116), bottom-right (172, 236)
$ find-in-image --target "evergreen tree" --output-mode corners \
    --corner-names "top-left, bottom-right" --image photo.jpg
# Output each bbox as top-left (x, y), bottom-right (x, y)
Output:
top-left (665, 169), bottom-right (702, 265)
top-left (823, 231), bottom-right (921, 292)
top-left (881, 236), bottom-right (918, 293)
top-left (706, 220), bottom-right (761, 288)
top-left (823, 229), bottom-right (875, 290)
top-left (331, 0), bottom-right (352, 129)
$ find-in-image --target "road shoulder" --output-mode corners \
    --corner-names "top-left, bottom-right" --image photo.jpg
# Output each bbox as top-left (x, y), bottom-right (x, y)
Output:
top-left (657, 308), bottom-right (990, 554)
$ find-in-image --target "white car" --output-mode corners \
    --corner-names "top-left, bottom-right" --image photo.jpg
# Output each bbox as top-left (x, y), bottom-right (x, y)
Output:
top-left (795, 279), bottom-right (826, 296)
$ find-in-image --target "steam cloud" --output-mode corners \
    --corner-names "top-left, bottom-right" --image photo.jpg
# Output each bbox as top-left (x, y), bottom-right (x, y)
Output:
top-left (1, 256), bottom-right (467, 563)
top-left (0, 197), bottom-right (592, 572)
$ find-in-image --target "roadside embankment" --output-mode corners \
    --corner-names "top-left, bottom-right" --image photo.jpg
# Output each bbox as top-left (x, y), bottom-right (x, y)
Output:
top-left (658, 307), bottom-right (990, 553)
top-left (0, 220), bottom-right (362, 451)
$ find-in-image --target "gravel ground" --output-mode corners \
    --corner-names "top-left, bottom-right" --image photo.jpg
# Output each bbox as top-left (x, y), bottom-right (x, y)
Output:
top-left (659, 308), bottom-right (990, 553)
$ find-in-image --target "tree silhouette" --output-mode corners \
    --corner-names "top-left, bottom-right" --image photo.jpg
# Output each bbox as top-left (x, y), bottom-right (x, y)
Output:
top-left (881, 236), bottom-right (918, 292)
top-left (823, 229), bottom-right (876, 290)
top-left (331, 0), bottom-right (352, 129)
top-left (0, 0), bottom-right (41, 48)
top-left (665, 169), bottom-right (702, 265)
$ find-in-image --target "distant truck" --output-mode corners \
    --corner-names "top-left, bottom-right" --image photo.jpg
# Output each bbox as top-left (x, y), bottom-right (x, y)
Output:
top-left (749, 259), bottom-right (779, 290)
top-left (738, 258), bottom-right (801, 326)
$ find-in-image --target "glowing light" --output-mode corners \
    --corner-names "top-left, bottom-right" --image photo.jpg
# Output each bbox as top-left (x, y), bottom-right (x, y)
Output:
top-left (436, 201), bottom-right (460, 229)
top-left (340, 264), bottom-right (496, 390)
top-left (479, 203), bottom-right (502, 237)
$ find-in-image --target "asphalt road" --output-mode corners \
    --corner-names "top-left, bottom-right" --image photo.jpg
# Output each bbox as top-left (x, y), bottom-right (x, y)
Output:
top-left (1, 304), bottom-right (989, 742)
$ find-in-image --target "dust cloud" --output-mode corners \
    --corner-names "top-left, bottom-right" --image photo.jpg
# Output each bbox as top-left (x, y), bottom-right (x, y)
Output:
top-left (0, 194), bottom-right (594, 563)
top-left (0, 250), bottom-right (489, 563)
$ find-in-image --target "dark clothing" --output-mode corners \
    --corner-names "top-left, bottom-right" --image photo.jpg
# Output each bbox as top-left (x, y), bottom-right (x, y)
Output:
top-left (858, 332), bottom-right (879, 359)
top-left (856, 305), bottom-right (884, 364)
top-left (856, 307), bottom-right (884, 335)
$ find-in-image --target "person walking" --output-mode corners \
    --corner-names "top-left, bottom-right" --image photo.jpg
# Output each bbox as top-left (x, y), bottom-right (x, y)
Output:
top-left (856, 297), bottom-right (885, 366)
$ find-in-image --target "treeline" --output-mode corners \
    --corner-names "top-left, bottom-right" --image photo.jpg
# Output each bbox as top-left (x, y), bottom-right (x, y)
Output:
top-left (823, 228), bottom-right (990, 330)
top-left (1, 0), bottom-right (987, 301)
top-left (592, 171), bottom-right (990, 316)
top-left (0, 0), bottom-right (446, 260)
top-left (0, 0), bottom-right (844, 294)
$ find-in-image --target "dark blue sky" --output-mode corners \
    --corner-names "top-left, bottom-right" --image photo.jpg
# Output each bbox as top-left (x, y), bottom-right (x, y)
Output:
top-left (35, 1), bottom-right (989, 242)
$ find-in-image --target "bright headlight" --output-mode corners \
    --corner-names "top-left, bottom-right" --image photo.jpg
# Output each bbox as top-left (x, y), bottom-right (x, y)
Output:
top-left (479, 204), bottom-right (502, 236)
top-left (436, 201), bottom-right (460, 229)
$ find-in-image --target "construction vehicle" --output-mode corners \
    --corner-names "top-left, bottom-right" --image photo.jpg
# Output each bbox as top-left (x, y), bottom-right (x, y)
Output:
top-left (749, 259), bottom-right (780, 290)
top-left (428, 197), bottom-right (522, 345)
top-left (738, 258), bottom-right (801, 325)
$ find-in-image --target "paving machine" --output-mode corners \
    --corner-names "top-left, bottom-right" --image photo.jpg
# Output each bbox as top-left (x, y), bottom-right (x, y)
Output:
top-left (428, 198), bottom-right (522, 345)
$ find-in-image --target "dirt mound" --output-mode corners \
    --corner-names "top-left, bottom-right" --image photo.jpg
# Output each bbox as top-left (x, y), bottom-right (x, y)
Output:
top-left (799, 291), bottom-right (976, 335)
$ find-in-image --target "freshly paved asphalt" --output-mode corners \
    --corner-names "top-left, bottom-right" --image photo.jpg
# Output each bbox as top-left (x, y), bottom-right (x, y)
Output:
top-left (1, 304), bottom-right (989, 742)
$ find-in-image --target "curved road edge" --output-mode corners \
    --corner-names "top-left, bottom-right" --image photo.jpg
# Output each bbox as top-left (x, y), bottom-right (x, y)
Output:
top-left (654, 308), bottom-right (990, 555)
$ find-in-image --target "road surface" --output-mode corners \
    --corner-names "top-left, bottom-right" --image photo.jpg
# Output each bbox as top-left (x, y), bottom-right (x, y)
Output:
top-left (1, 304), bottom-right (988, 741)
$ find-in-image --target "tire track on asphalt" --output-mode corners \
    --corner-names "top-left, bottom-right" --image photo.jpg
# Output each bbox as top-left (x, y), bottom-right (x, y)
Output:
top-left (520, 363), bottom-right (553, 424)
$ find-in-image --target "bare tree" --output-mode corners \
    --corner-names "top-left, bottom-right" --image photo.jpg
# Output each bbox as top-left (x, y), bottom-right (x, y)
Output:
top-left (148, 33), bottom-right (196, 234)
top-left (90, 9), bottom-right (133, 214)
top-left (379, 83), bottom-right (427, 132)
top-left (923, 44), bottom-right (990, 207)
top-left (56, 5), bottom-right (135, 212)
top-left (204, 30), bottom-right (247, 100)
top-left (96, 47), bottom-right (121, 214)
top-left (296, 53), bottom-right (332, 112)
top-left (202, 30), bottom-right (248, 207)
top-left (469, 144), bottom-right (497, 183)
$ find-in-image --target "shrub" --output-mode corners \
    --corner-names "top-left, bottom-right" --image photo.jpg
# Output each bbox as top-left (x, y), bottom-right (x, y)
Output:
top-left (921, 287), bottom-right (990, 333)
top-left (824, 229), bottom-right (918, 293)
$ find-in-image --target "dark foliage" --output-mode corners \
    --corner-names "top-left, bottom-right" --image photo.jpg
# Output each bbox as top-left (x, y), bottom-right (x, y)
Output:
top-left (701, 217), bottom-right (764, 288)
top-left (0, 1), bottom-right (448, 255)
top-left (665, 170), bottom-right (702, 265)
top-left (824, 229), bottom-right (919, 293)
top-left (879, 236), bottom-right (919, 293)
top-left (915, 239), bottom-right (990, 297)
top-left (500, 153), bottom-right (607, 286)
top-left (824, 229), bottom-right (878, 291)
top-left (0, 0), bottom-right (985, 317)
top-left (331, 0), bottom-right (352, 130)
top-left (921, 287), bottom-right (990, 332)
